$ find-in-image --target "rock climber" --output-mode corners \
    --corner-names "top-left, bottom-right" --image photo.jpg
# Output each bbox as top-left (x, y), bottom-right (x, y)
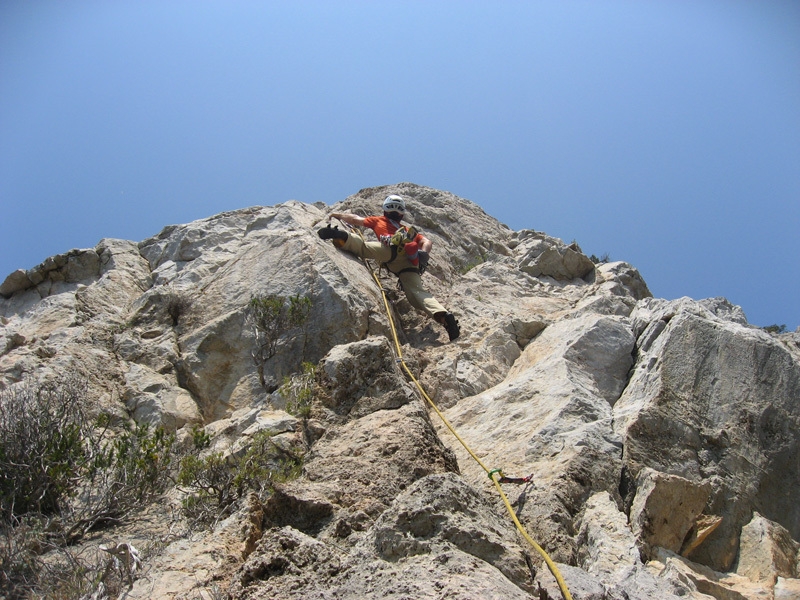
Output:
top-left (318, 194), bottom-right (461, 342)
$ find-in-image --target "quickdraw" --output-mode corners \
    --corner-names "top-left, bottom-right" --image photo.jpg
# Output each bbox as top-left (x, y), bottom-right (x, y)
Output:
top-left (488, 469), bottom-right (535, 485)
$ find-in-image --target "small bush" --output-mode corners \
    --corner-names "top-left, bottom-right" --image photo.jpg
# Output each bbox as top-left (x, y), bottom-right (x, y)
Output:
top-left (457, 253), bottom-right (488, 275)
top-left (0, 377), bottom-right (176, 597)
top-left (166, 289), bottom-right (192, 326)
top-left (0, 518), bottom-right (40, 598)
top-left (279, 362), bottom-right (317, 419)
top-left (590, 253), bottom-right (611, 264)
top-left (763, 324), bottom-right (787, 334)
top-left (247, 293), bottom-right (312, 387)
top-left (190, 424), bottom-right (212, 450)
top-left (177, 431), bottom-right (303, 527)
top-left (69, 421), bottom-right (175, 540)
top-left (0, 378), bottom-right (89, 520)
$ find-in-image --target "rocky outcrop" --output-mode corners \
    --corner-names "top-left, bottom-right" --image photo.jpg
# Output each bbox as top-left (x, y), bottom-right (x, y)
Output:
top-left (2, 183), bottom-right (799, 599)
top-left (615, 297), bottom-right (800, 572)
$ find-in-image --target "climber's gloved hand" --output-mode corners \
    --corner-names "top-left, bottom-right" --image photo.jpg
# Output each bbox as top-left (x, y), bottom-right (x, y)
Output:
top-left (418, 251), bottom-right (430, 275)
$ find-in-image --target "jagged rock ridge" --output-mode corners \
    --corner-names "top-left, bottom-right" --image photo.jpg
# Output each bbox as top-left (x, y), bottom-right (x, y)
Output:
top-left (1, 183), bottom-right (799, 599)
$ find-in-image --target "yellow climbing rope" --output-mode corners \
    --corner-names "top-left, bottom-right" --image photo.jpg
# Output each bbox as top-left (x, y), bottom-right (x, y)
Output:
top-left (336, 218), bottom-right (573, 600)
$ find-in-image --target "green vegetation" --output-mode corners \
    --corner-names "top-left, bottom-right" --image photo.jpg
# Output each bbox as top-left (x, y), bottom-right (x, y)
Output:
top-left (0, 376), bottom-right (175, 598)
top-left (0, 379), bottom-right (87, 520)
top-left (247, 293), bottom-right (313, 387)
top-left (165, 288), bottom-right (192, 326)
top-left (0, 380), bottom-right (174, 532)
top-left (72, 420), bottom-right (175, 540)
top-left (190, 424), bottom-right (212, 450)
top-left (0, 376), bottom-right (306, 596)
top-left (457, 252), bottom-right (488, 274)
top-left (177, 430), bottom-right (303, 526)
top-left (763, 324), bottom-right (787, 334)
top-left (279, 362), bottom-right (317, 419)
top-left (590, 253), bottom-right (611, 264)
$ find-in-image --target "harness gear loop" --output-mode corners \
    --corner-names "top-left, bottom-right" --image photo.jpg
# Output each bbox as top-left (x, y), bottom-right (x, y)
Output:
top-left (390, 225), bottom-right (418, 249)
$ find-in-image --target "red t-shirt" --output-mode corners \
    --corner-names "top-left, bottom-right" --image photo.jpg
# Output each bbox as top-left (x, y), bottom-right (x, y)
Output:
top-left (363, 216), bottom-right (424, 245)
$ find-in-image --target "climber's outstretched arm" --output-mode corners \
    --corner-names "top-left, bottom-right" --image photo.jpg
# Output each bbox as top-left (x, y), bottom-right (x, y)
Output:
top-left (329, 212), bottom-right (366, 228)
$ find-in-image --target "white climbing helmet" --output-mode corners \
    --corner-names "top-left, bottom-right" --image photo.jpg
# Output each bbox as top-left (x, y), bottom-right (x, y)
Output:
top-left (382, 195), bottom-right (406, 214)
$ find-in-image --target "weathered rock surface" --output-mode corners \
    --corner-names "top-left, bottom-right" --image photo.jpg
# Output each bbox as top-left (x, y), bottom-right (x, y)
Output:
top-left (2, 182), bottom-right (799, 599)
top-left (615, 297), bottom-right (800, 572)
top-left (736, 512), bottom-right (799, 585)
top-left (630, 467), bottom-right (712, 559)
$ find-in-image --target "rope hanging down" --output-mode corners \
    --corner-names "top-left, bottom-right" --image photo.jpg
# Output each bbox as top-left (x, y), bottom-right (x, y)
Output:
top-left (336, 220), bottom-right (573, 600)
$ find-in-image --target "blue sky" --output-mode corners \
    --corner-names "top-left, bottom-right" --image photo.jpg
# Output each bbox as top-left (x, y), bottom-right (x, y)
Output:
top-left (1, 1), bottom-right (798, 330)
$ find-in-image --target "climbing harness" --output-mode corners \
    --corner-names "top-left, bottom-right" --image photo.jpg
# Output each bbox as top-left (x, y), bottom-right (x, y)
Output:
top-left (333, 219), bottom-right (573, 600)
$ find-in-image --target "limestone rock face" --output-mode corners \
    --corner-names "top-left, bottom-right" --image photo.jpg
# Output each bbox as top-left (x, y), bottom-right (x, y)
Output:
top-left (615, 296), bottom-right (800, 571)
top-left (2, 182), bottom-right (798, 599)
top-left (576, 491), bottom-right (640, 580)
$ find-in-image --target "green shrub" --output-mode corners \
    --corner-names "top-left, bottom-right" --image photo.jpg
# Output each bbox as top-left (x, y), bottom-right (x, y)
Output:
top-left (0, 378), bottom-right (89, 520)
top-left (234, 430), bottom-right (303, 494)
top-left (190, 424), bottom-right (212, 450)
top-left (763, 324), bottom-right (787, 334)
top-left (70, 421), bottom-right (175, 540)
top-left (279, 362), bottom-right (317, 418)
top-left (165, 288), bottom-right (192, 326)
top-left (247, 293), bottom-right (312, 388)
top-left (0, 377), bottom-right (176, 597)
top-left (590, 253), bottom-right (611, 264)
top-left (457, 252), bottom-right (488, 275)
top-left (177, 431), bottom-right (303, 527)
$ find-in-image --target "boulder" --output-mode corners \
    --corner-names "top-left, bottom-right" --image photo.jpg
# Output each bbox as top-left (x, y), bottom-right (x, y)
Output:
top-left (629, 467), bottom-right (711, 559)
top-left (353, 473), bottom-right (535, 592)
top-left (317, 336), bottom-right (416, 419)
top-left (0, 269), bottom-right (32, 297)
top-left (576, 491), bottom-right (641, 580)
top-left (514, 230), bottom-right (596, 281)
top-left (651, 548), bottom-right (773, 600)
top-left (776, 577), bottom-right (800, 600)
top-left (736, 512), bottom-right (799, 584)
top-left (438, 312), bottom-right (635, 564)
top-left (123, 363), bottom-right (201, 430)
top-left (595, 260), bottom-right (652, 301)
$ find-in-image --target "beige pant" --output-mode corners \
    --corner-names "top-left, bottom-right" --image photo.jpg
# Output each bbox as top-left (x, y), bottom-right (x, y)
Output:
top-left (341, 235), bottom-right (447, 318)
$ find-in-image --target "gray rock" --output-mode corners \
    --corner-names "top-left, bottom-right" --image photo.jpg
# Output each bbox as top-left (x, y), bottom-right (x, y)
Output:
top-left (576, 491), bottom-right (641, 580)
top-left (515, 230), bottom-right (596, 281)
top-left (2, 183), bottom-right (798, 600)
top-left (615, 298), bottom-right (800, 571)
top-left (0, 269), bottom-right (32, 297)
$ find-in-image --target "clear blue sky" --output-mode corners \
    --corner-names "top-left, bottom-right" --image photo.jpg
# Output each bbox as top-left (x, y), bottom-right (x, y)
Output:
top-left (2, 1), bottom-right (798, 330)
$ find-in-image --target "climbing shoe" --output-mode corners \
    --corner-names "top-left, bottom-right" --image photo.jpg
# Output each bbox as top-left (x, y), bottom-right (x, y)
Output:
top-left (444, 313), bottom-right (461, 341)
top-left (317, 225), bottom-right (348, 243)
top-left (435, 312), bottom-right (460, 342)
